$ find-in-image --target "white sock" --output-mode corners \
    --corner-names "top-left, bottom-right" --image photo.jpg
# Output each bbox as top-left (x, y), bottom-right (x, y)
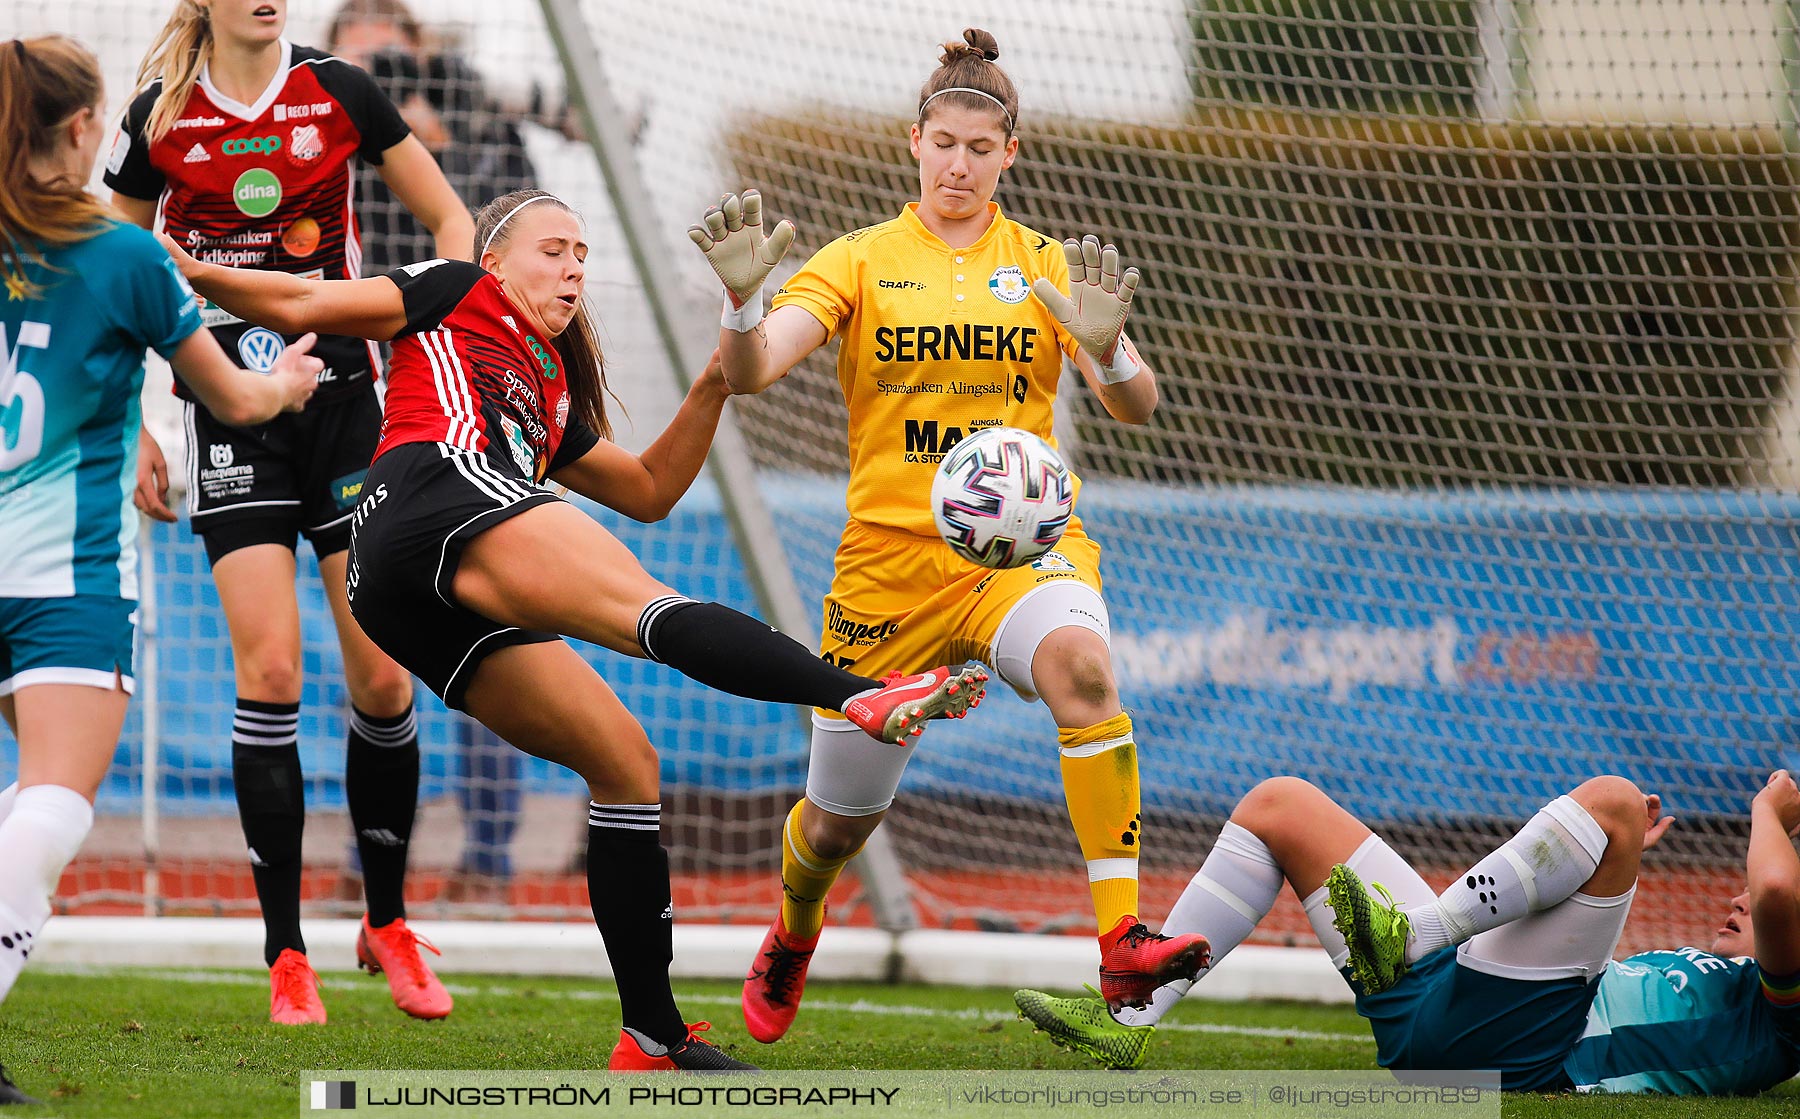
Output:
top-left (1404, 794), bottom-right (1607, 963)
top-left (0, 785), bottom-right (93, 1004)
top-left (1112, 822), bottom-right (1283, 1027)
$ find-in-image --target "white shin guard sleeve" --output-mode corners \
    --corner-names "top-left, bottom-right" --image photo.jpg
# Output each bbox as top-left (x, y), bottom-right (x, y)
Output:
top-left (804, 714), bottom-right (916, 816)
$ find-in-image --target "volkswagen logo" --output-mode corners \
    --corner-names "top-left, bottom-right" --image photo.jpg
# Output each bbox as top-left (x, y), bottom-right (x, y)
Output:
top-left (237, 327), bottom-right (286, 373)
top-left (222, 135), bottom-right (281, 155)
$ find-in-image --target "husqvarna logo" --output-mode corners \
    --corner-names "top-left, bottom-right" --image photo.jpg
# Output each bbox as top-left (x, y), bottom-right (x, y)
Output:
top-left (210, 443), bottom-right (234, 469)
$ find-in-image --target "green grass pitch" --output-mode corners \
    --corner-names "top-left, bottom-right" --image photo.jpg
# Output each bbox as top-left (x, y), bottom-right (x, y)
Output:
top-left (2, 967), bottom-right (1794, 1117)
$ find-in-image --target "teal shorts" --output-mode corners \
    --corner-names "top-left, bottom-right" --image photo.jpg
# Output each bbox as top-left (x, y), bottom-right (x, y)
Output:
top-left (0, 595), bottom-right (138, 697)
top-left (1354, 947), bottom-right (1598, 1091)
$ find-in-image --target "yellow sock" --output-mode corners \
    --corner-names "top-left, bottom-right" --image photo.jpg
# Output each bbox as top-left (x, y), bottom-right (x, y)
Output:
top-left (779, 800), bottom-right (857, 940)
top-left (1058, 712), bottom-right (1141, 935)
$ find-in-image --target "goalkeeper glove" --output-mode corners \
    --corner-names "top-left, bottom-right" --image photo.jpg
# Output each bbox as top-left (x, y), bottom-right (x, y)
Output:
top-left (1030, 234), bottom-right (1143, 384)
top-left (688, 190), bottom-right (796, 332)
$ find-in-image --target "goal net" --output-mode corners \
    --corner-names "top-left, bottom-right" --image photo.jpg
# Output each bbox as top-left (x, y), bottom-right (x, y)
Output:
top-left (6, 0), bottom-right (1796, 963)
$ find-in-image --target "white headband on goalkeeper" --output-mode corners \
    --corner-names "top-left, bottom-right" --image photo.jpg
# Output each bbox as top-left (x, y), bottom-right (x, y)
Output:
top-left (919, 87), bottom-right (1014, 132)
top-left (481, 194), bottom-right (562, 258)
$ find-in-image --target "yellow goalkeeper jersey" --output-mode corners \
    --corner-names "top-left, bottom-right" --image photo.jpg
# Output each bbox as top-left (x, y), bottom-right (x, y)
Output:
top-left (773, 202), bottom-right (1083, 538)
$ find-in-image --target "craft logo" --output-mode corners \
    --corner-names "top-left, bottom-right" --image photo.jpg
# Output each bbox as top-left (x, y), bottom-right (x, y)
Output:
top-left (288, 124), bottom-right (324, 163)
top-left (233, 168), bottom-right (282, 218)
top-left (877, 279), bottom-right (925, 291)
top-left (221, 135), bottom-right (281, 155)
top-left (309, 1080), bottom-right (355, 1110)
top-left (989, 265), bottom-right (1028, 304)
top-left (237, 327), bottom-right (285, 373)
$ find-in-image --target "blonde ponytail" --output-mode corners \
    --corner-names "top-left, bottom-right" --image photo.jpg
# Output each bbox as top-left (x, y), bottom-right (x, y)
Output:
top-left (135, 0), bottom-right (214, 145)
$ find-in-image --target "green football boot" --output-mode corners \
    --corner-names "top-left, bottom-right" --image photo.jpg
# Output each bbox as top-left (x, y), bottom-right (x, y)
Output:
top-left (1013, 986), bottom-right (1154, 1070)
top-left (1326, 863), bottom-right (1412, 995)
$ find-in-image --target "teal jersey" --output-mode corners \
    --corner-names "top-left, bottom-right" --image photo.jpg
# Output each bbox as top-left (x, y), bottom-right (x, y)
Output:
top-left (0, 221), bottom-right (201, 599)
top-left (1563, 948), bottom-right (1800, 1095)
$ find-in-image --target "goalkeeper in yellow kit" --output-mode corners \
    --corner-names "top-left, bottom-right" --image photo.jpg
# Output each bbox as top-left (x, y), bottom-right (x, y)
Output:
top-left (689, 28), bottom-right (1209, 1043)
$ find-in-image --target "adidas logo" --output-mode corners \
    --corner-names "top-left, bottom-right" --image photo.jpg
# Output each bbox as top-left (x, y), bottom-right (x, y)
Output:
top-left (183, 142), bottom-right (209, 163)
top-left (501, 315), bottom-right (517, 332)
top-left (359, 828), bottom-right (406, 847)
top-left (660, 903), bottom-right (674, 920)
top-left (247, 846), bottom-right (267, 867)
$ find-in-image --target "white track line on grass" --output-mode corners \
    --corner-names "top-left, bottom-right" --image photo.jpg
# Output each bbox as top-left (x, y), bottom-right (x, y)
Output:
top-left (52, 966), bottom-right (1373, 1045)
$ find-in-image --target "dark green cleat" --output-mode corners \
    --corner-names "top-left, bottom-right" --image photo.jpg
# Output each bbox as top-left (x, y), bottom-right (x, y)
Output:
top-left (1014, 987), bottom-right (1154, 1070)
top-left (1326, 863), bottom-right (1412, 995)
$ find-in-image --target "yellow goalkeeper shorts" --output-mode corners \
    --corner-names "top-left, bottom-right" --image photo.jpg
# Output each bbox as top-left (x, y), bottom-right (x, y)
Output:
top-left (815, 516), bottom-right (1104, 712)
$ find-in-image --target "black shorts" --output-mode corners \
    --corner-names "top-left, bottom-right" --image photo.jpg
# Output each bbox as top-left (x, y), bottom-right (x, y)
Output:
top-left (346, 441), bottom-right (562, 710)
top-left (185, 382), bottom-right (384, 564)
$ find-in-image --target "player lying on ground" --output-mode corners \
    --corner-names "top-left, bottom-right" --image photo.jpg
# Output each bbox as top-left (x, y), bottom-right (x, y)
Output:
top-left (0, 33), bottom-right (317, 1104)
top-left (162, 189), bottom-right (986, 1070)
top-left (693, 28), bottom-right (1203, 1046)
top-left (1016, 770), bottom-right (1800, 1094)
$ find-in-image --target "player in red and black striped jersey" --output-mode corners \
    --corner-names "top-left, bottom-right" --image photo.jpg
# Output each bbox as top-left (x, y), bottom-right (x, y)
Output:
top-left (105, 0), bottom-right (472, 1028)
top-left (163, 188), bottom-right (990, 1070)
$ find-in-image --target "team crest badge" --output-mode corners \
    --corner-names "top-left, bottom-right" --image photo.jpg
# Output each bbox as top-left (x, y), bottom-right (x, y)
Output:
top-left (1031, 550), bottom-right (1075, 573)
top-left (287, 124), bottom-right (323, 163)
top-left (988, 265), bottom-right (1029, 304)
top-left (554, 395), bottom-right (569, 431)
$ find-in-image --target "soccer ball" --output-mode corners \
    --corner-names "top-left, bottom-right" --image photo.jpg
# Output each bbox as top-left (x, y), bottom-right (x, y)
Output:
top-left (930, 427), bottom-right (1073, 569)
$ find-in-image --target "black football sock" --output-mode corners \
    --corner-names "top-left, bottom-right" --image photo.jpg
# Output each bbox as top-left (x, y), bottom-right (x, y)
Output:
top-left (586, 802), bottom-right (688, 1047)
top-left (636, 597), bottom-right (876, 710)
top-left (346, 705), bottom-right (420, 928)
top-left (232, 698), bottom-right (305, 966)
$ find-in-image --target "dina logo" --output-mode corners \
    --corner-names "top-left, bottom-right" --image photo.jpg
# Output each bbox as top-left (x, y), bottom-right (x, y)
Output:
top-left (232, 168), bottom-right (282, 217)
top-left (988, 265), bottom-right (1029, 304)
top-left (237, 327), bottom-right (285, 373)
top-left (209, 443), bottom-right (234, 469)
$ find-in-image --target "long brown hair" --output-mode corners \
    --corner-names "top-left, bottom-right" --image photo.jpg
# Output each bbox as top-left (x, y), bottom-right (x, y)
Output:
top-left (136, 0), bottom-right (215, 146)
top-left (472, 190), bottom-right (614, 441)
top-left (0, 36), bottom-right (114, 300)
top-left (917, 28), bottom-right (1018, 137)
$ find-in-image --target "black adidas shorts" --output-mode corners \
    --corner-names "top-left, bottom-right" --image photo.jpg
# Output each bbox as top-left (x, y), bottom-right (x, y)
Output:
top-left (345, 441), bottom-right (562, 710)
top-left (185, 382), bottom-right (384, 564)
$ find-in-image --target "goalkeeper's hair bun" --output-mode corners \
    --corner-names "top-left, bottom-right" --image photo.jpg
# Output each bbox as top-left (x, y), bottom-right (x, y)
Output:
top-left (942, 28), bottom-right (1000, 65)
top-left (920, 27), bottom-right (1017, 134)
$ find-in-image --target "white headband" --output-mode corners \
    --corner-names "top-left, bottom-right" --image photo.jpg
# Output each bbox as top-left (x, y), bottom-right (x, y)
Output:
top-left (480, 194), bottom-right (560, 258)
top-left (919, 86), bottom-right (1013, 132)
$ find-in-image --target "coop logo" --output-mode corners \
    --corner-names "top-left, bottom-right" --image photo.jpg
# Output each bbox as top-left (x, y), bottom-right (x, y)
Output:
top-left (524, 335), bottom-right (558, 379)
top-left (874, 323), bottom-right (1037, 364)
top-left (221, 135), bottom-right (282, 155)
top-left (989, 265), bottom-right (1029, 304)
top-left (238, 327), bottom-right (285, 373)
top-left (826, 601), bottom-right (899, 647)
top-left (901, 418), bottom-right (974, 462)
top-left (877, 279), bottom-right (925, 291)
top-left (233, 168), bottom-right (282, 217)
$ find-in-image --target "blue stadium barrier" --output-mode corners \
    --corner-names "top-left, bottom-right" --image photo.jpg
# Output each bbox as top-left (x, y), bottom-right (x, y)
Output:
top-left (4, 480), bottom-right (1791, 827)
